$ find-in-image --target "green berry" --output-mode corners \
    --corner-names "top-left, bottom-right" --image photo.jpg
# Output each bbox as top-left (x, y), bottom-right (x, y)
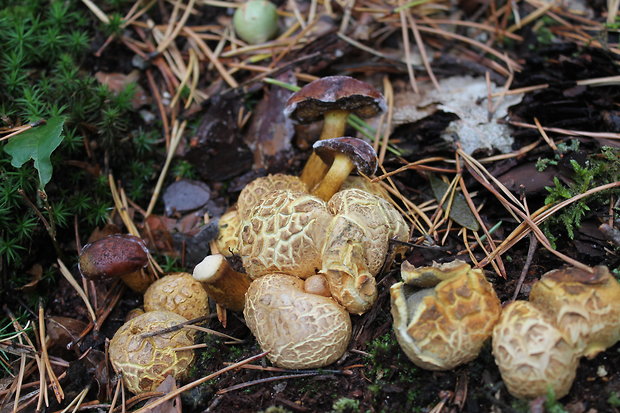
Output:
top-left (233, 0), bottom-right (279, 44)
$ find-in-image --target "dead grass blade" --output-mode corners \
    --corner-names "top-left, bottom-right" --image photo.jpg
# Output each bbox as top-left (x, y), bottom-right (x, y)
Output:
top-left (38, 304), bottom-right (64, 404)
top-left (56, 259), bottom-right (96, 323)
top-left (132, 351), bottom-right (269, 413)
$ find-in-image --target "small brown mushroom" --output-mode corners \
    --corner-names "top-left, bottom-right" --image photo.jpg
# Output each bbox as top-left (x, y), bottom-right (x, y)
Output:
top-left (193, 254), bottom-right (251, 311)
top-left (108, 311), bottom-right (195, 394)
top-left (239, 189), bottom-right (332, 279)
top-left (492, 300), bottom-right (579, 400)
top-left (284, 76), bottom-right (386, 189)
top-left (312, 137), bottom-right (378, 201)
top-left (78, 234), bottom-right (152, 292)
top-left (528, 265), bottom-right (620, 359)
top-left (144, 272), bottom-right (210, 320)
top-left (390, 260), bottom-right (501, 370)
top-left (321, 188), bottom-right (409, 314)
top-left (244, 273), bottom-right (351, 369)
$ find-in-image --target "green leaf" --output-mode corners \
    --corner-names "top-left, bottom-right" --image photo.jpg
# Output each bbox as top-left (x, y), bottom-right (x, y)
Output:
top-left (3, 117), bottom-right (65, 188)
top-left (429, 174), bottom-right (480, 231)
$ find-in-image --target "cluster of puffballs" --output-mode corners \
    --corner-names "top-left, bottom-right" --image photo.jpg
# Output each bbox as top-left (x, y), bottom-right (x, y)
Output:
top-left (79, 75), bottom-right (620, 401)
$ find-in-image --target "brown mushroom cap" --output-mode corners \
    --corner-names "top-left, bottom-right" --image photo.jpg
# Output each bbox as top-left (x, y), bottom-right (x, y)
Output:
top-left (529, 265), bottom-right (620, 358)
top-left (78, 234), bottom-right (152, 292)
top-left (244, 273), bottom-right (351, 369)
top-left (143, 272), bottom-right (210, 320)
top-left (313, 137), bottom-right (378, 177)
top-left (239, 189), bottom-right (332, 279)
top-left (492, 300), bottom-right (579, 400)
top-left (237, 174), bottom-right (308, 218)
top-left (108, 311), bottom-right (195, 394)
top-left (390, 260), bottom-right (501, 370)
top-left (78, 234), bottom-right (148, 280)
top-left (321, 189), bottom-right (409, 314)
top-left (284, 76), bottom-right (386, 123)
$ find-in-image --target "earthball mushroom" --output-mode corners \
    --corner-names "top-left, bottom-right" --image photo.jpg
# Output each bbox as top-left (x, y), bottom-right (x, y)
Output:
top-left (237, 174), bottom-right (308, 217)
top-left (108, 311), bottom-right (195, 394)
top-left (284, 76), bottom-right (386, 189)
top-left (239, 189), bottom-right (332, 279)
top-left (78, 234), bottom-right (152, 293)
top-left (143, 272), bottom-right (210, 320)
top-left (211, 209), bottom-right (242, 256)
top-left (492, 300), bottom-right (579, 400)
top-left (390, 260), bottom-right (501, 370)
top-left (528, 265), bottom-right (620, 359)
top-left (244, 273), bottom-right (351, 369)
top-left (322, 188), bottom-right (409, 314)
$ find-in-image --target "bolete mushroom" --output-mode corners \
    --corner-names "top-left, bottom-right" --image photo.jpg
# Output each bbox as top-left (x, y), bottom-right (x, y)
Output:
top-left (244, 273), bottom-right (351, 369)
top-left (390, 260), bottom-right (501, 370)
top-left (193, 254), bottom-right (251, 311)
top-left (143, 272), bottom-right (210, 320)
top-left (492, 300), bottom-right (579, 400)
top-left (284, 76), bottom-right (386, 189)
top-left (311, 137), bottom-right (378, 201)
top-left (78, 234), bottom-right (152, 293)
top-left (108, 311), bottom-right (195, 394)
top-left (528, 265), bottom-right (620, 359)
top-left (239, 189), bottom-right (332, 279)
top-left (321, 188), bottom-right (409, 314)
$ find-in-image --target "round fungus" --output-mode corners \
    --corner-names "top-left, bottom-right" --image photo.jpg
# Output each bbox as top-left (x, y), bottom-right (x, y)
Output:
top-left (244, 273), bottom-right (351, 369)
top-left (108, 311), bottom-right (195, 394)
top-left (492, 300), bottom-right (579, 400)
top-left (529, 265), bottom-right (620, 359)
top-left (390, 260), bottom-right (501, 370)
top-left (143, 272), bottom-right (210, 320)
top-left (239, 189), bottom-right (332, 279)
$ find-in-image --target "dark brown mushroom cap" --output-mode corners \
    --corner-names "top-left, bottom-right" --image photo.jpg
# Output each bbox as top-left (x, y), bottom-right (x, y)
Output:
top-left (313, 137), bottom-right (378, 176)
top-left (78, 234), bottom-right (149, 280)
top-left (284, 76), bottom-right (386, 123)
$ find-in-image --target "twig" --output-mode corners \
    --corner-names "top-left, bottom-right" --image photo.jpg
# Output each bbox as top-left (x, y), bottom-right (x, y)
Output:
top-left (216, 372), bottom-right (318, 394)
top-left (132, 352), bottom-right (269, 413)
top-left (511, 234), bottom-right (538, 301)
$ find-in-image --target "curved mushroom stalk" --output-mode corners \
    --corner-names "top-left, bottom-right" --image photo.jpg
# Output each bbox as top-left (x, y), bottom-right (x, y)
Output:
top-left (492, 301), bottom-right (579, 400)
top-left (312, 137), bottom-right (378, 201)
top-left (193, 254), bottom-right (251, 312)
top-left (244, 273), bottom-right (352, 369)
top-left (529, 265), bottom-right (620, 359)
top-left (321, 189), bottom-right (410, 314)
top-left (239, 189), bottom-right (332, 279)
top-left (284, 76), bottom-right (386, 189)
top-left (390, 260), bottom-right (501, 370)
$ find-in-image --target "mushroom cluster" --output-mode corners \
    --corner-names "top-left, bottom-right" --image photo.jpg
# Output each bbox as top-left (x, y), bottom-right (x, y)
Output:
top-left (196, 76), bottom-right (411, 369)
top-left (492, 265), bottom-right (620, 400)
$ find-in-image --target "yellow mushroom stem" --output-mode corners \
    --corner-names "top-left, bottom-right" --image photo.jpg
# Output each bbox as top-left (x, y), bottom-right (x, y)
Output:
top-left (193, 254), bottom-right (251, 311)
top-left (120, 269), bottom-right (153, 293)
top-left (312, 154), bottom-right (355, 201)
top-left (300, 109), bottom-right (349, 189)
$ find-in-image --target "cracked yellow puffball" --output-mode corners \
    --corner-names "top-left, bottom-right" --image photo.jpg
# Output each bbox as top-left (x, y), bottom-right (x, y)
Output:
top-left (109, 311), bottom-right (195, 394)
top-left (144, 272), bottom-right (209, 320)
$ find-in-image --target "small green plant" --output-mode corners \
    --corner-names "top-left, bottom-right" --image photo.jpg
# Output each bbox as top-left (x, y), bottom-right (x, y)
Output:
top-left (540, 145), bottom-right (620, 248)
top-left (331, 397), bottom-right (360, 413)
top-left (544, 387), bottom-right (568, 413)
top-left (608, 391), bottom-right (620, 407)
